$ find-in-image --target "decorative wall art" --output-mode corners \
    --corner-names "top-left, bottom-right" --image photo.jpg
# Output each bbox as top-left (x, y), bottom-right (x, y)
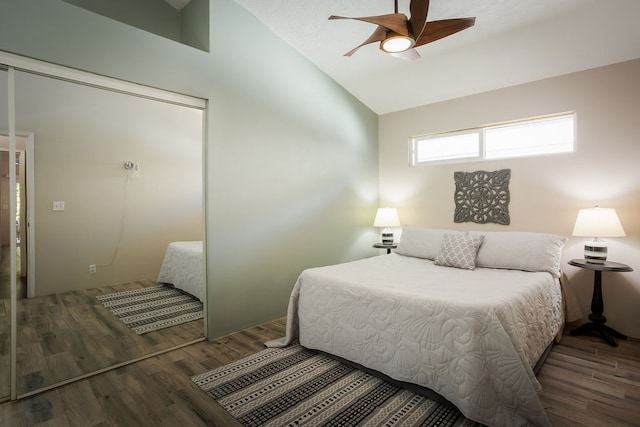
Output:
top-left (454, 169), bottom-right (511, 225)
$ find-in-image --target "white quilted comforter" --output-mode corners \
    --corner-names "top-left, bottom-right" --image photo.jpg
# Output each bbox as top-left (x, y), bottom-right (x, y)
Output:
top-left (157, 241), bottom-right (204, 301)
top-left (266, 254), bottom-right (563, 427)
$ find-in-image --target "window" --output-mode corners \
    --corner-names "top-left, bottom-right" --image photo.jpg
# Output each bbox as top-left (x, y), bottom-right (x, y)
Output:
top-left (414, 131), bottom-right (480, 163)
top-left (410, 113), bottom-right (576, 165)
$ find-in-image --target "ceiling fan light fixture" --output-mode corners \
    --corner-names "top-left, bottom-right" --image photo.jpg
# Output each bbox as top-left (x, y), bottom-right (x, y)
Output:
top-left (380, 33), bottom-right (415, 53)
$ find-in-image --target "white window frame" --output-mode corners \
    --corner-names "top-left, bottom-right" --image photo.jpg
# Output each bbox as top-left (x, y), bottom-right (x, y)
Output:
top-left (410, 112), bottom-right (576, 166)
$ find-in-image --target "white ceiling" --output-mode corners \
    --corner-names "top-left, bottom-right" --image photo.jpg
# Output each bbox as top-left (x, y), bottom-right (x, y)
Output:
top-left (233, 0), bottom-right (640, 115)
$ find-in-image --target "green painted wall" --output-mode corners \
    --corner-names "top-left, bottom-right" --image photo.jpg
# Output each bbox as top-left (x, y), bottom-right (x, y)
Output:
top-left (0, 0), bottom-right (379, 338)
top-left (62, 0), bottom-right (209, 51)
top-left (182, 0), bottom-right (209, 51)
top-left (62, 0), bottom-right (182, 43)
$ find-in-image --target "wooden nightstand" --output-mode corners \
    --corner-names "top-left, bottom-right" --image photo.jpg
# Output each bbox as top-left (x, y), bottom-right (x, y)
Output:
top-left (568, 258), bottom-right (633, 347)
top-left (373, 243), bottom-right (397, 254)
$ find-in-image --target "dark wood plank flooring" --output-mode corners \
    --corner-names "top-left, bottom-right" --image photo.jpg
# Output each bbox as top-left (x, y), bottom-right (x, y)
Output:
top-left (1, 280), bottom-right (204, 398)
top-left (538, 331), bottom-right (640, 426)
top-left (0, 245), bottom-right (27, 300)
top-left (0, 318), bottom-right (639, 426)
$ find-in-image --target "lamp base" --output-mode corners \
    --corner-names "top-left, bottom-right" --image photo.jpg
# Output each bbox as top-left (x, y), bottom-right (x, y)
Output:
top-left (584, 238), bottom-right (607, 264)
top-left (381, 228), bottom-right (394, 245)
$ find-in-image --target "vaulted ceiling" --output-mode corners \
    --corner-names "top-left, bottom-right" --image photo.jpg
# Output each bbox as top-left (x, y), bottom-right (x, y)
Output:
top-left (234, 0), bottom-right (640, 115)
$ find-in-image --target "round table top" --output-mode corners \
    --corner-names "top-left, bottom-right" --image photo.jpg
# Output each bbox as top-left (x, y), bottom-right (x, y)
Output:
top-left (373, 243), bottom-right (397, 249)
top-left (569, 259), bottom-right (633, 272)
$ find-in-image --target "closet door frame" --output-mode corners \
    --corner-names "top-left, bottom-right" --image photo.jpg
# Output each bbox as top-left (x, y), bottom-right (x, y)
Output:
top-left (1, 50), bottom-right (208, 401)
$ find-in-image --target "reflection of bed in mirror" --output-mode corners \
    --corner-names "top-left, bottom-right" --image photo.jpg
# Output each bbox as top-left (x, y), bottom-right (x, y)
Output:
top-left (157, 241), bottom-right (204, 301)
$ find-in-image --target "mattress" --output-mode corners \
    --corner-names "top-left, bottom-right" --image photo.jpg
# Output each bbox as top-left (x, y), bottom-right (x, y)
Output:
top-left (157, 241), bottom-right (204, 301)
top-left (266, 253), bottom-right (563, 427)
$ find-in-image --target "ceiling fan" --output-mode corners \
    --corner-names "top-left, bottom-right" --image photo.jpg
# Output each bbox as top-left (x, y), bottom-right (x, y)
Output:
top-left (329, 0), bottom-right (476, 60)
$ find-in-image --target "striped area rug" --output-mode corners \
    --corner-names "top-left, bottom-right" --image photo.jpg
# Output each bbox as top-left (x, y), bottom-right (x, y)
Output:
top-left (192, 345), bottom-right (479, 427)
top-left (97, 285), bottom-right (203, 334)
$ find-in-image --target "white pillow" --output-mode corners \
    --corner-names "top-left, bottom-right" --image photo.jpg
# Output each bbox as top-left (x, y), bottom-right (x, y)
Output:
top-left (434, 233), bottom-right (485, 270)
top-left (395, 226), bottom-right (465, 260)
top-left (469, 231), bottom-right (568, 278)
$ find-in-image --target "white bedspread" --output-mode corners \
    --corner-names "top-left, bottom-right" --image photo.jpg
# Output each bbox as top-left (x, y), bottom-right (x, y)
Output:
top-left (266, 254), bottom-right (563, 427)
top-left (157, 241), bottom-right (204, 301)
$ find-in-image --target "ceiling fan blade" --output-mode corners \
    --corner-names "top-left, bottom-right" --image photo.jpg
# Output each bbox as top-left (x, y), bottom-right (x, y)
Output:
top-left (344, 26), bottom-right (388, 57)
top-left (389, 48), bottom-right (421, 61)
top-left (408, 0), bottom-right (430, 39)
top-left (329, 13), bottom-right (410, 36)
top-left (414, 17), bottom-right (476, 47)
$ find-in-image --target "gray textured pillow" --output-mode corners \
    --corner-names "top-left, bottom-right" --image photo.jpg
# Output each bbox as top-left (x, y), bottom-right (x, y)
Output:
top-left (434, 233), bottom-right (485, 270)
top-left (469, 231), bottom-right (568, 278)
top-left (395, 226), bottom-right (465, 260)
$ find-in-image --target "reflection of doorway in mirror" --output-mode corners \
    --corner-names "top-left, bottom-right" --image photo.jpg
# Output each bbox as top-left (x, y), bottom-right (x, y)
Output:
top-left (0, 137), bottom-right (29, 300)
top-left (0, 134), bottom-right (32, 401)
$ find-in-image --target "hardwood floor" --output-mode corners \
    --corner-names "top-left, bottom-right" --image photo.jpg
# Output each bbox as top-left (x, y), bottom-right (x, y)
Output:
top-left (0, 317), bottom-right (639, 426)
top-left (1, 280), bottom-right (204, 398)
top-left (538, 331), bottom-right (640, 426)
top-left (0, 318), bottom-right (286, 427)
top-left (0, 244), bottom-right (27, 299)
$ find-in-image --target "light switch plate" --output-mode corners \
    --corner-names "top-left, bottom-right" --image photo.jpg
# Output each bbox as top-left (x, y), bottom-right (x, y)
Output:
top-left (53, 201), bottom-right (65, 211)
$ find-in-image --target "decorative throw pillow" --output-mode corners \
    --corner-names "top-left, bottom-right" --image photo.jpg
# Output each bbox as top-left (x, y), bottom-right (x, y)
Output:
top-left (434, 233), bottom-right (484, 270)
top-left (395, 226), bottom-right (465, 260)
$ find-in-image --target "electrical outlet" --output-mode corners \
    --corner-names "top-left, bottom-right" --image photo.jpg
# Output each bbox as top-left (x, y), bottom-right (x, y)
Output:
top-left (89, 264), bottom-right (96, 274)
top-left (53, 201), bottom-right (65, 211)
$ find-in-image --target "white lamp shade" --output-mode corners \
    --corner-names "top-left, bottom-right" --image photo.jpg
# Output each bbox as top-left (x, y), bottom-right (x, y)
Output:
top-left (373, 207), bottom-right (401, 228)
top-left (572, 207), bottom-right (626, 237)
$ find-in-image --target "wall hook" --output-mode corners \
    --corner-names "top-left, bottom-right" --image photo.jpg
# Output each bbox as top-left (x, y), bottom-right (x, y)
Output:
top-left (123, 161), bottom-right (139, 171)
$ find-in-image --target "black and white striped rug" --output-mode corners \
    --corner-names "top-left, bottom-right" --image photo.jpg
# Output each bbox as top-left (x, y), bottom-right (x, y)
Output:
top-left (97, 284), bottom-right (203, 334)
top-left (191, 345), bottom-right (479, 427)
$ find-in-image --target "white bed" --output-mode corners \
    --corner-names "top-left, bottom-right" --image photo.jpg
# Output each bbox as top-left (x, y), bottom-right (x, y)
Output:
top-left (157, 241), bottom-right (204, 301)
top-left (267, 228), bottom-right (569, 427)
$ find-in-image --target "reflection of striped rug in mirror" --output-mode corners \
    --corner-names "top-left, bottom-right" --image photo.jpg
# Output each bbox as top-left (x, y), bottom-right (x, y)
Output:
top-left (97, 284), bottom-right (203, 334)
top-left (192, 345), bottom-right (479, 427)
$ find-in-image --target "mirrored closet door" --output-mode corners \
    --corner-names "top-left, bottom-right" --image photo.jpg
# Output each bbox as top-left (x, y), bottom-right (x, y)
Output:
top-left (0, 65), bottom-right (13, 401)
top-left (1, 54), bottom-right (207, 398)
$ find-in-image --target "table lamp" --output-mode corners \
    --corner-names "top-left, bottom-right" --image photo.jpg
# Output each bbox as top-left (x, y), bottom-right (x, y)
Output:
top-left (572, 206), bottom-right (625, 264)
top-left (374, 207), bottom-right (401, 245)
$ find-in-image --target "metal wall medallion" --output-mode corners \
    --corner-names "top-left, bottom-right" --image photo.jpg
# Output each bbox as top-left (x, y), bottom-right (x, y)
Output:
top-left (454, 169), bottom-right (511, 225)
